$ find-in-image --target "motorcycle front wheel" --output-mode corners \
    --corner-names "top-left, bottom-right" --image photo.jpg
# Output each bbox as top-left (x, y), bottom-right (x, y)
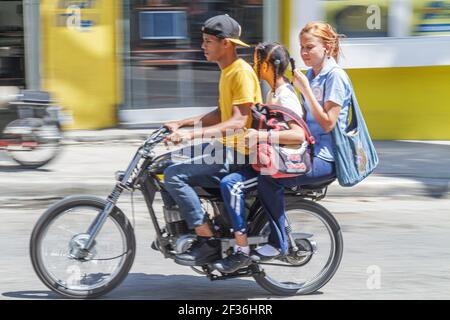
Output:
top-left (30, 196), bottom-right (136, 299)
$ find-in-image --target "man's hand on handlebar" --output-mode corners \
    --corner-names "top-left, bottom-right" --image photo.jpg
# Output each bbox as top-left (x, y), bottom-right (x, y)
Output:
top-left (164, 121), bottom-right (182, 133)
top-left (165, 130), bottom-right (194, 146)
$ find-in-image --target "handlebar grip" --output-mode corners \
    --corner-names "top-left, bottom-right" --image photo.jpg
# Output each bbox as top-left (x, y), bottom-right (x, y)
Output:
top-left (161, 125), bottom-right (171, 134)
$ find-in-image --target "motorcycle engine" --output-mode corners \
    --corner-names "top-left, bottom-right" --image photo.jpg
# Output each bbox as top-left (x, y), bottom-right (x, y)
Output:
top-left (174, 234), bottom-right (197, 254)
top-left (163, 206), bottom-right (189, 237)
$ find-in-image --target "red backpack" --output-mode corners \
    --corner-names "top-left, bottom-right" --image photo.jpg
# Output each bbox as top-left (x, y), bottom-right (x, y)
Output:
top-left (250, 103), bottom-right (316, 178)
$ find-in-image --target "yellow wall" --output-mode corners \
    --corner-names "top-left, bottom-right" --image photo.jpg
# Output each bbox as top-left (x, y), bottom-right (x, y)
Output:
top-left (282, 0), bottom-right (450, 140)
top-left (41, 0), bottom-right (122, 129)
top-left (347, 66), bottom-right (450, 140)
top-left (280, 0), bottom-right (291, 47)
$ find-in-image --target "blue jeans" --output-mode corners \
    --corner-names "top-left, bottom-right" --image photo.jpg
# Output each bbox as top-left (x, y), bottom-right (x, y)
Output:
top-left (220, 157), bottom-right (335, 254)
top-left (163, 141), bottom-right (247, 229)
top-left (258, 157), bottom-right (336, 254)
top-left (220, 166), bottom-right (258, 234)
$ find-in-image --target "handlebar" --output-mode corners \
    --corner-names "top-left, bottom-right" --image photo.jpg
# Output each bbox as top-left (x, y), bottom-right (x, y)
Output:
top-left (143, 126), bottom-right (171, 148)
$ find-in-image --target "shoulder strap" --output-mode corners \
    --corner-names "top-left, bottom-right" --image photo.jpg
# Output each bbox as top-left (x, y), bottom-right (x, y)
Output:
top-left (322, 66), bottom-right (339, 102)
top-left (260, 103), bottom-right (315, 145)
top-left (323, 67), bottom-right (362, 135)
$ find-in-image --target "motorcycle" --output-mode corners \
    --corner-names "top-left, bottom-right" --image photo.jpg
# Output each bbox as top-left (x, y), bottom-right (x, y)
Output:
top-left (0, 87), bottom-right (63, 169)
top-left (29, 126), bottom-right (343, 298)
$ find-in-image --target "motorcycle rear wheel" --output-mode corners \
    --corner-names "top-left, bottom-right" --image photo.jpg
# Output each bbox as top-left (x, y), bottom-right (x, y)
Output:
top-left (251, 198), bottom-right (343, 296)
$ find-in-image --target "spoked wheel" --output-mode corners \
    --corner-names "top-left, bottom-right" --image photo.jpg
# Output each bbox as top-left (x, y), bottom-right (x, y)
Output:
top-left (252, 198), bottom-right (343, 296)
top-left (3, 118), bottom-right (61, 169)
top-left (30, 196), bottom-right (136, 299)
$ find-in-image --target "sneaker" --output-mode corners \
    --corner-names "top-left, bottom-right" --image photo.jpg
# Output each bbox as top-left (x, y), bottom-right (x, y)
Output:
top-left (213, 251), bottom-right (252, 273)
top-left (174, 237), bottom-right (221, 266)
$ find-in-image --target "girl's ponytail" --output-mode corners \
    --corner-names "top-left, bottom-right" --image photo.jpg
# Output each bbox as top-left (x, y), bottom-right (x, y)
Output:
top-left (256, 48), bottom-right (263, 80)
top-left (289, 58), bottom-right (296, 84)
top-left (273, 59), bottom-right (281, 95)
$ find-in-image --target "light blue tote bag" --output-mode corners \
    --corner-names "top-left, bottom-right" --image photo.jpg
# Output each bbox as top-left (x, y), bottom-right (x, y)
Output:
top-left (331, 83), bottom-right (379, 187)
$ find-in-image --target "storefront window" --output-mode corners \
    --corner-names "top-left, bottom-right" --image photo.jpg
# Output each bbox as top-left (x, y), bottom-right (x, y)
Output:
top-left (125, 0), bottom-right (263, 114)
top-left (321, 0), bottom-right (450, 38)
top-left (0, 1), bottom-right (25, 87)
top-left (411, 0), bottom-right (450, 35)
top-left (322, 0), bottom-right (389, 37)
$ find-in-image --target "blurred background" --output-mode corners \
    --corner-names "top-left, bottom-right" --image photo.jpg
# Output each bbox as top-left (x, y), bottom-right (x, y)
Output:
top-left (1, 1), bottom-right (450, 300)
top-left (0, 0), bottom-right (449, 138)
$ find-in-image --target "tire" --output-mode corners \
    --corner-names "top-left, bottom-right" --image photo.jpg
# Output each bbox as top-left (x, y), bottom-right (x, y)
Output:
top-left (251, 197), bottom-right (343, 296)
top-left (30, 196), bottom-right (136, 299)
top-left (4, 118), bottom-right (62, 169)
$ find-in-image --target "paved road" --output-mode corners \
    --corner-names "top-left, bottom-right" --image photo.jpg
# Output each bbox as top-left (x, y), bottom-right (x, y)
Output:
top-left (1, 141), bottom-right (449, 300)
top-left (1, 140), bottom-right (449, 199)
top-left (1, 195), bottom-right (449, 300)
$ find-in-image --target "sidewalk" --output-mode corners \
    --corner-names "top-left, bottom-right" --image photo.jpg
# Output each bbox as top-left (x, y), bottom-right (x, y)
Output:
top-left (1, 128), bottom-right (449, 199)
top-left (63, 128), bottom-right (153, 144)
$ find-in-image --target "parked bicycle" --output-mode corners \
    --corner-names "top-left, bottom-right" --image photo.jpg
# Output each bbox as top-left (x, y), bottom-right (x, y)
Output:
top-left (30, 126), bottom-right (343, 298)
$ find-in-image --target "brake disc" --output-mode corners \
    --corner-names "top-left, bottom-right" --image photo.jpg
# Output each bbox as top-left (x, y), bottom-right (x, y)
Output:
top-left (283, 238), bottom-right (317, 266)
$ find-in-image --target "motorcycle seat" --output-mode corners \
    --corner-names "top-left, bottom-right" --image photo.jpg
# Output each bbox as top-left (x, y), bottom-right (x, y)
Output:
top-left (195, 177), bottom-right (336, 200)
top-left (298, 177), bottom-right (336, 191)
top-left (195, 186), bottom-right (222, 198)
top-left (11, 90), bottom-right (52, 104)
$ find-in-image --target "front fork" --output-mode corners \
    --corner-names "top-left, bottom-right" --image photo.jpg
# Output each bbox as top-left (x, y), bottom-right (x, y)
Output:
top-left (79, 161), bottom-right (169, 259)
top-left (80, 149), bottom-right (146, 252)
top-left (68, 185), bottom-right (124, 260)
top-left (285, 214), bottom-right (299, 252)
top-left (83, 186), bottom-right (124, 250)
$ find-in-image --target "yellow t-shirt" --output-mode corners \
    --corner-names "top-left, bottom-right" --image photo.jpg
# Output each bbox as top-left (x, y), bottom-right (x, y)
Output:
top-left (219, 58), bottom-right (262, 154)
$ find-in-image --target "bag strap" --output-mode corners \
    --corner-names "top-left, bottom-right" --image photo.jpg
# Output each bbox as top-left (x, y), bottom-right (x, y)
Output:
top-left (324, 67), bottom-right (372, 136)
top-left (322, 66), bottom-right (339, 102)
top-left (323, 67), bottom-right (359, 135)
top-left (259, 103), bottom-right (316, 145)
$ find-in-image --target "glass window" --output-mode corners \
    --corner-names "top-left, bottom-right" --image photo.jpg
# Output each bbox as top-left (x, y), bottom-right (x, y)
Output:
top-left (411, 0), bottom-right (450, 36)
top-left (125, 0), bottom-right (263, 112)
top-left (321, 0), bottom-right (450, 38)
top-left (321, 0), bottom-right (390, 37)
top-left (139, 11), bottom-right (188, 39)
top-left (0, 0), bottom-right (24, 86)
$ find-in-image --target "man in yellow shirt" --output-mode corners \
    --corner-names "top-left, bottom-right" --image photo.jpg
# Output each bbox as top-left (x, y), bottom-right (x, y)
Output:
top-left (163, 15), bottom-right (262, 266)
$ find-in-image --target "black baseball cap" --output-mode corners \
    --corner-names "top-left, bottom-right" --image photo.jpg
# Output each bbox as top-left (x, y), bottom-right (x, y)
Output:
top-left (201, 14), bottom-right (250, 47)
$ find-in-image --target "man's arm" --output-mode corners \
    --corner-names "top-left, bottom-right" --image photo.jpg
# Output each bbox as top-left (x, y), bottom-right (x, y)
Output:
top-left (197, 107), bottom-right (222, 127)
top-left (165, 107), bottom-right (221, 131)
top-left (165, 104), bottom-right (251, 144)
top-left (190, 103), bottom-right (252, 139)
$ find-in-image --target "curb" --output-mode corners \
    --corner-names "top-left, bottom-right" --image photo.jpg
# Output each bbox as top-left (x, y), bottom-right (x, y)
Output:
top-left (2, 132), bottom-right (449, 200)
top-left (61, 130), bottom-right (153, 145)
top-left (1, 176), bottom-right (448, 201)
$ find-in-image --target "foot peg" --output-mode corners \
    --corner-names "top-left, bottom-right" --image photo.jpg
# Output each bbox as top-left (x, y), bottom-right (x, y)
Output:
top-left (151, 240), bottom-right (160, 251)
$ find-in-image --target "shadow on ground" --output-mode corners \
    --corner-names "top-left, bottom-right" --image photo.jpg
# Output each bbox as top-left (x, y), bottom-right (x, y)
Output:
top-left (2, 273), bottom-right (323, 300)
top-left (373, 141), bottom-right (450, 198)
top-left (0, 165), bottom-right (51, 173)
